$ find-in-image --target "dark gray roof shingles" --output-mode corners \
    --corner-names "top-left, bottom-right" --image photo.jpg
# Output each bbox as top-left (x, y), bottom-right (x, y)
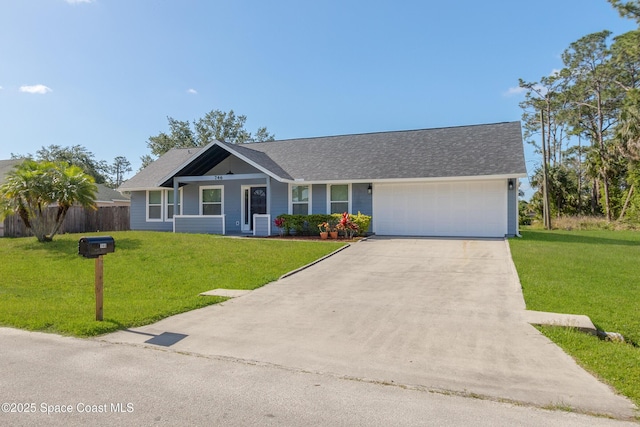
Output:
top-left (95, 184), bottom-right (130, 202)
top-left (246, 121), bottom-right (526, 181)
top-left (119, 146), bottom-right (205, 190)
top-left (121, 122), bottom-right (526, 187)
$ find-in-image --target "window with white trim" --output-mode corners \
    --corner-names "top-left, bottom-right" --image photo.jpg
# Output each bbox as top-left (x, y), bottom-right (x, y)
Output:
top-left (291, 185), bottom-right (310, 215)
top-left (166, 189), bottom-right (182, 220)
top-left (201, 186), bottom-right (223, 215)
top-left (147, 190), bottom-right (163, 221)
top-left (329, 184), bottom-right (349, 214)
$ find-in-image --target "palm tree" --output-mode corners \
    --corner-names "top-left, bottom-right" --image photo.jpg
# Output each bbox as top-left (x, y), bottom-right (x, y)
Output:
top-left (0, 160), bottom-right (97, 242)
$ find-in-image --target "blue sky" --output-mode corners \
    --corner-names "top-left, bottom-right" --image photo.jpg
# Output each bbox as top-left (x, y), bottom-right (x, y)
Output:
top-left (0, 1), bottom-right (636, 191)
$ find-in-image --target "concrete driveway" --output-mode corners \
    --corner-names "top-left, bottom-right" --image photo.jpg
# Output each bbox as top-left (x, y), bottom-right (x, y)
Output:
top-left (102, 237), bottom-right (636, 418)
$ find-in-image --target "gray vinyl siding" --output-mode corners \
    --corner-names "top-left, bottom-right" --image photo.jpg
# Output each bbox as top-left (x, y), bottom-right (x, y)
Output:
top-left (352, 183), bottom-right (373, 233)
top-left (182, 185), bottom-right (200, 215)
top-left (253, 216), bottom-right (271, 236)
top-left (311, 184), bottom-right (326, 214)
top-left (269, 180), bottom-right (288, 218)
top-left (130, 191), bottom-right (173, 231)
top-left (507, 179), bottom-right (517, 237)
top-left (222, 179), bottom-right (242, 234)
top-left (352, 183), bottom-right (372, 216)
top-left (180, 178), bottom-right (267, 234)
top-left (174, 216), bottom-right (224, 234)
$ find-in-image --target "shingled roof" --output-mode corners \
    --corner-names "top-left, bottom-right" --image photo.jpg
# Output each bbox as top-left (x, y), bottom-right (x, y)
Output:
top-left (0, 159), bottom-right (23, 183)
top-left (120, 121), bottom-right (526, 189)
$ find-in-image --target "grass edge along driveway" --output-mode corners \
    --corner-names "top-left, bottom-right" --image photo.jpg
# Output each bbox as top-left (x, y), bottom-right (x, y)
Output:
top-left (0, 231), bottom-right (345, 337)
top-left (509, 229), bottom-right (640, 409)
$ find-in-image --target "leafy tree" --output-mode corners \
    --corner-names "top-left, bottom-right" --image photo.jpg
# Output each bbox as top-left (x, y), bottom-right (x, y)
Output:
top-left (615, 89), bottom-right (640, 218)
top-left (139, 154), bottom-right (155, 170)
top-left (563, 142), bottom-right (591, 213)
top-left (12, 144), bottom-right (110, 184)
top-left (617, 89), bottom-right (640, 160)
top-left (519, 73), bottom-right (572, 228)
top-left (610, 30), bottom-right (640, 91)
top-left (0, 160), bottom-right (97, 242)
top-left (252, 126), bottom-right (276, 143)
top-left (147, 118), bottom-right (195, 158)
top-left (518, 2), bottom-right (640, 224)
top-left (109, 156), bottom-right (133, 188)
top-left (561, 30), bottom-right (623, 221)
top-left (194, 110), bottom-right (251, 146)
top-left (608, 0), bottom-right (640, 23)
top-left (145, 109), bottom-right (275, 163)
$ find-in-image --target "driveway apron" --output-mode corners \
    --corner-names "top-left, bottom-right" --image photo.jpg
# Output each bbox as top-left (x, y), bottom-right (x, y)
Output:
top-left (102, 237), bottom-right (636, 418)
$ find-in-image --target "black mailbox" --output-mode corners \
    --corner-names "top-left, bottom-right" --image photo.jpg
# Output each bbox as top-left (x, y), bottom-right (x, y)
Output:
top-left (78, 236), bottom-right (115, 258)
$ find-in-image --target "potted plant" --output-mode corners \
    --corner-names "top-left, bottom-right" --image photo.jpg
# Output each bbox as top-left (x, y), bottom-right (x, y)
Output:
top-left (328, 220), bottom-right (338, 239)
top-left (317, 222), bottom-right (330, 239)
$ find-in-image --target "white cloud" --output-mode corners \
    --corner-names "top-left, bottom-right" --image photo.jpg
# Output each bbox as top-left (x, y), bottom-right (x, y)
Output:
top-left (504, 86), bottom-right (526, 97)
top-left (550, 68), bottom-right (562, 76)
top-left (504, 83), bottom-right (550, 97)
top-left (65, 0), bottom-right (94, 4)
top-left (20, 84), bottom-right (52, 94)
top-left (187, 88), bottom-right (198, 95)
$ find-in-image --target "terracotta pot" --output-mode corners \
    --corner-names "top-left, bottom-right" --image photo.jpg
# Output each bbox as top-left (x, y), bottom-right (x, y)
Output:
top-left (329, 231), bottom-right (338, 239)
top-left (320, 232), bottom-right (328, 240)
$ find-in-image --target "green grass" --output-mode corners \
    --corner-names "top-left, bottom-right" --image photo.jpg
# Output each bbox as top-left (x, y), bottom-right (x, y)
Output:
top-left (509, 229), bottom-right (640, 407)
top-left (0, 231), bottom-right (344, 337)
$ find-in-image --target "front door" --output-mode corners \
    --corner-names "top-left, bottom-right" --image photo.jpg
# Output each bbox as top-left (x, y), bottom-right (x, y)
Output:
top-left (242, 186), bottom-right (267, 231)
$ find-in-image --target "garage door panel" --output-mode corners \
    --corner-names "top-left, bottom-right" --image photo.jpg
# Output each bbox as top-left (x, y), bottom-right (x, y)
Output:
top-left (374, 180), bottom-right (507, 237)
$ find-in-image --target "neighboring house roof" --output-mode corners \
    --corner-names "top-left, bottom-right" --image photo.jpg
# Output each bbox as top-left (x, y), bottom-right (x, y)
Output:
top-left (1, 159), bottom-right (129, 204)
top-left (120, 121), bottom-right (527, 190)
top-left (0, 159), bottom-right (23, 184)
top-left (95, 184), bottom-right (130, 204)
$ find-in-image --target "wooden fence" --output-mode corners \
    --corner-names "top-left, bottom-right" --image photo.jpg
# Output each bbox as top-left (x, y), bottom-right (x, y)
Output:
top-left (2, 205), bottom-right (130, 238)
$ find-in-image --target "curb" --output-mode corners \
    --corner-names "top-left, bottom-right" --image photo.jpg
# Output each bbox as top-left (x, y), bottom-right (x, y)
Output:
top-left (279, 243), bottom-right (351, 280)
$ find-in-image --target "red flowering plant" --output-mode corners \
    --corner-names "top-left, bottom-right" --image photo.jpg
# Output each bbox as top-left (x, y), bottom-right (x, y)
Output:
top-left (274, 217), bottom-right (286, 236)
top-left (335, 212), bottom-right (359, 239)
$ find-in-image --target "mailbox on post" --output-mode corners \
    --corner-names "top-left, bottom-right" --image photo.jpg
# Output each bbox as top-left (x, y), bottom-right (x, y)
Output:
top-left (78, 236), bottom-right (115, 321)
top-left (78, 236), bottom-right (115, 258)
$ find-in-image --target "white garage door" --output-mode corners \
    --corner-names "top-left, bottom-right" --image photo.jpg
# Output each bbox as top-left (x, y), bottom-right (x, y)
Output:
top-left (373, 180), bottom-right (507, 237)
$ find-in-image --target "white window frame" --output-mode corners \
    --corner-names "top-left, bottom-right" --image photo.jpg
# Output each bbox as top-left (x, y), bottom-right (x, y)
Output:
top-left (327, 183), bottom-right (351, 214)
top-left (200, 185), bottom-right (224, 216)
top-left (289, 184), bottom-right (312, 215)
top-left (146, 190), bottom-right (164, 222)
top-left (165, 188), bottom-right (183, 221)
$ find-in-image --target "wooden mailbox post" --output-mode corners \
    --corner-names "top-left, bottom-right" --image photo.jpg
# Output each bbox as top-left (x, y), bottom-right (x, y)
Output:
top-left (78, 236), bottom-right (115, 321)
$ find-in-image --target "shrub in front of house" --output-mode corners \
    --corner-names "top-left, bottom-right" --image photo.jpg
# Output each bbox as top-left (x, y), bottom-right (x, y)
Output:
top-left (275, 212), bottom-right (371, 237)
top-left (346, 211), bottom-right (371, 236)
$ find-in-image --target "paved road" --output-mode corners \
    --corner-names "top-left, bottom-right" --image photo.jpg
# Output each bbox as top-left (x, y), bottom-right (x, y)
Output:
top-left (101, 237), bottom-right (636, 420)
top-left (1, 327), bottom-right (637, 426)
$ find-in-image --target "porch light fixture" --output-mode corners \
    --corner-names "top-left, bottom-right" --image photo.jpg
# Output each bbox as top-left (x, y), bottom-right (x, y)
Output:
top-left (367, 184), bottom-right (372, 195)
top-left (508, 179), bottom-right (514, 190)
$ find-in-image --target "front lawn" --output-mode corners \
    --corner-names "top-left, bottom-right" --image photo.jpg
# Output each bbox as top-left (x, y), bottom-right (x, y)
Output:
top-left (0, 231), bottom-right (344, 337)
top-left (509, 230), bottom-right (640, 407)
